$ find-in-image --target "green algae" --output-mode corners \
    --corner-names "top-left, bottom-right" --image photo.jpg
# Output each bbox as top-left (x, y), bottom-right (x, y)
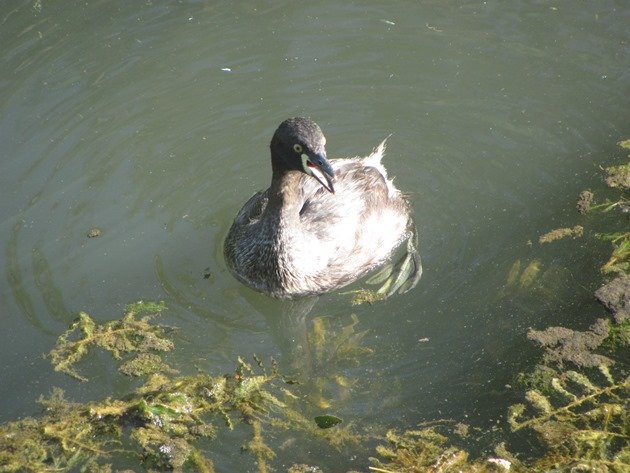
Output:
top-left (0, 388), bottom-right (119, 472)
top-left (369, 427), bottom-right (514, 472)
top-left (2, 354), bottom-right (292, 471)
top-left (2, 303), bottom-right (368, 472)
top-left (603, 319), bottom-right (630, 347)
top-left (508, 367), bottom-right (629, 472)
top-left (119, 352), bottom-right (178, 377)
top-left (49, 301), bottom-right (174, 381)
top-left (605, 163), bottom-right (630, 190)
top-left (344, 288), bottom-right (388, 305)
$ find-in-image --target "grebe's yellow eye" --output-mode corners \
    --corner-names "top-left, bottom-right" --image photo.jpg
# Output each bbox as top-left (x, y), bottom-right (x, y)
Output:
top-left (293, 143), bottom-right (303, 153)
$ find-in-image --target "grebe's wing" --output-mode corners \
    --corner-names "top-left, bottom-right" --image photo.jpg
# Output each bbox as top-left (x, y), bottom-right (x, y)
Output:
top-left (233, 190), bottom-right (268, 226)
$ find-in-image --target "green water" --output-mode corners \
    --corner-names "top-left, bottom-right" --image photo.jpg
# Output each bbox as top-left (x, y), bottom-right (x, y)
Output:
top-left (1, 1), bottom-right (628, 470)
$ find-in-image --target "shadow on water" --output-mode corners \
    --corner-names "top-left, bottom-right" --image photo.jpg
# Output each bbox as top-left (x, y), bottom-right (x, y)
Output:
top-left (267, 297), bottom-right (320, 373)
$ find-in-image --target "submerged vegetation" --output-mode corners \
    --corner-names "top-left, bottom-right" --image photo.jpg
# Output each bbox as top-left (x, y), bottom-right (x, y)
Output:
top-left (1, 141), bottom-right (629, 471)
top-left (2, 303), bottom-right (272, 471)
top-left (0, 304), bottom-right (367, 472)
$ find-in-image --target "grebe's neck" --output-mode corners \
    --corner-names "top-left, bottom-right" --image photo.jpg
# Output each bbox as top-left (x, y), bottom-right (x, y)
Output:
top-left (264, 169), bottom-right (305, 230)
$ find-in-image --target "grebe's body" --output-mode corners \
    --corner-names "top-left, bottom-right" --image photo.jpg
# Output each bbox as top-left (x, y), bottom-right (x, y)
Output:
top-left (224, 117), bottom-right (421, 299)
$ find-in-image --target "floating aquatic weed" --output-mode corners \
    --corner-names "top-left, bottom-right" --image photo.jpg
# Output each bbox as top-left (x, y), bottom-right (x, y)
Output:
top-left (0, 355), bottom-right (306, 472)
top-left (527, 319), bottom-right (613, 368)
top-left (585, 142), bottom-right (630, 274)
top-left (595, 275), bottom-right (630, 323)
top-left (369, 427), bottom-right (513, 472)
top-left (604, 162), bottom-right (630, 190)
top-left (5, 302), bottom-right (371, 472)
top-left (588, 198), bottom-right (630, 213)
top-left (538, 225), bottom-right (583, 244)
top-left (287, 464), bottom-right (323, 473)
top-left (508, 365), bottom-right (629, 471)
top-left (344, 288), bottom-right (388, 305)
top-left (119, 352), bottom-right (178, 377)
top-left (577, 190), bottom-right (594, 214)
top-left (49, 301), bottom-right (174, 381)
top-left (601, 139), bottom-right (630, 189)
top-left (0, 388), bottom-right (120, 472)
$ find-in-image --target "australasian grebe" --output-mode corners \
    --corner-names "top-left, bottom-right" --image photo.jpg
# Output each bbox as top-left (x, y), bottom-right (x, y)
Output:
top-left (224, 117), bottom-right (421, 299)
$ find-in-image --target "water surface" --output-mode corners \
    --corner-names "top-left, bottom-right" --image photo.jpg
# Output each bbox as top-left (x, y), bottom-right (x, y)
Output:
top-left (1, 1), bottom-right (629, 470)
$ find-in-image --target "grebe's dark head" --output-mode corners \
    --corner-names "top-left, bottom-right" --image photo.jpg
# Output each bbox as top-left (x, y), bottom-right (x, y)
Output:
top-left (270, 117), bottom-right (335, 193)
